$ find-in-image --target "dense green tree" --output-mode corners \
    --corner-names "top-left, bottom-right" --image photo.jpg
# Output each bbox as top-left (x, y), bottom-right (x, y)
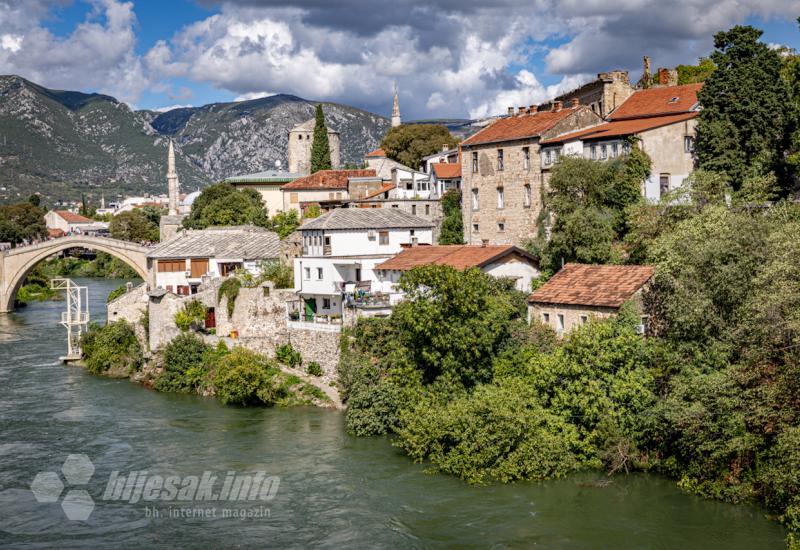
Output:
top-left (310, 104), bottom-right (332, 173)
top-left (381, 124), bottom-right (459, 170)
top-left (27, 194), bottom-right (41, 207)
top-left (183, 183), bottom-right (269, 229)
top-left (268, 209), bottom-right (300, 239)
top-left (676, 57), bottom-right (716, 84)
top-left (0, 202), bottom-right (46, 245)
top-left (109, 209), bottom-right (159, 242)
top-left (81, 321), bottom-right (143, 375)
top-left (695, 25), bottom-right (793, 191)
top-left (438, 189), bottom-right (463, 244)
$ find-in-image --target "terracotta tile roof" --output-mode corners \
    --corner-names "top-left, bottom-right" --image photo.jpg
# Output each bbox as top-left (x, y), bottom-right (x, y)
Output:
top-left (366, 147), bottom-right (386, 157)
top-left (281, 169), bottom-right (376, 190)
top-left (542, 112), bottom-right (698, 144)
top-left (54, 210), bottom-right (93, 223)
top-left (48, 228), bottom-right (64, 238)
top-left (461, 108), bottom-right (579, 147)
top-left (432, 163), bottom-right (461, 179)
top-left (376, 245), bottom-right (537, 271)
top-left (608, 83), bottom-right (702, 120)
top-left (529, 263), bottom-right (655, 308)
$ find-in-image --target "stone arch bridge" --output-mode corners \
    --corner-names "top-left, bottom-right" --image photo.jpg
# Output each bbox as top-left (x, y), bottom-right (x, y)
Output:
top-left (0, 236), bottom-right (153, 313)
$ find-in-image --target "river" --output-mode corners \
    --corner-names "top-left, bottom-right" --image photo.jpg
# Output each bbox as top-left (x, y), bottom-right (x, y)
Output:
top-left (0, 278), bottom-right (787, 548)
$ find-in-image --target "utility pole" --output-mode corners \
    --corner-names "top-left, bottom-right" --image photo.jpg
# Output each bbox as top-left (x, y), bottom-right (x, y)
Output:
top-left (51, 278), bottom-right (89, 361)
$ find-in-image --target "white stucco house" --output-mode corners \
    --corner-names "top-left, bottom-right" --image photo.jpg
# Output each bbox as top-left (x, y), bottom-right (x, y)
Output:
top-left (148, 226), bottom-right (281, 295)
top-left (291, 208), bottom-right (434, 328)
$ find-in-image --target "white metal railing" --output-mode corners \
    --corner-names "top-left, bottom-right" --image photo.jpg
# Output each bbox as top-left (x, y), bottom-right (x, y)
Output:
top-left (287, 319), bottom-right (342, 333)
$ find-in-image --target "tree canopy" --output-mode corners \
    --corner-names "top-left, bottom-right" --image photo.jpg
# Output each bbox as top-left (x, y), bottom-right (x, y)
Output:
top-left (0, 202), bottom-right (46, 245)
top-left (182, 183), bottom-right (269, 229)
top-left (109, 209), bottom-right (160, 243)
top-left (438, 189), bottom-right (464, 245)
top-left (381, 124), bottom-right (459, 170)
top-left (310, 104), bottom-right (332, 173)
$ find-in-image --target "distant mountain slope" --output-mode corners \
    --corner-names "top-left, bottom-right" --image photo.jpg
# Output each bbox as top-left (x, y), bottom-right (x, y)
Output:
top-left (0, 76), bottom-right (390, 203)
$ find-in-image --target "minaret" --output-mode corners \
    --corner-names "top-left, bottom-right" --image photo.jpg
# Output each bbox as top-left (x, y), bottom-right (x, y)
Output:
top-left (167, 139), bottom-right (179, 216)
top-left (391, 85), bottom-right (401, 128)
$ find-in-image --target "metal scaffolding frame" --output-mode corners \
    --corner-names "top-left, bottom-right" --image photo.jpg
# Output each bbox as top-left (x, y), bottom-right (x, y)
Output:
top-left (51, 278), bottom-right (89, 361)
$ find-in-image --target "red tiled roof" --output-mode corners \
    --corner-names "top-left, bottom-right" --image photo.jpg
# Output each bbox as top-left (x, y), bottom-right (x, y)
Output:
top-left (366, 147), bottom-right (386, 158)
top-left (461, 108), bottom-right (580, 147)
top-left (48, 228), bottom-right (64, 238)
top-left (542, 112), bottom-right (698, 144)
top-left (432, 163), bottom-right (461, 179)
top-left (281, 169), bottom-right (377, 190)
top-left (377, 245), bottom-right (537, 271)
top-left (528, 263), bottom-right (655, 308)
top-left (55, 210), bottom-right (93, 223)
top-left (607, 83), bottom-right (702, 120)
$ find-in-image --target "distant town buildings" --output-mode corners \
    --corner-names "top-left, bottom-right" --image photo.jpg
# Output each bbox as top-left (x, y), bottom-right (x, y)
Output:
top-left (44, 210), bottom-right (108, 237)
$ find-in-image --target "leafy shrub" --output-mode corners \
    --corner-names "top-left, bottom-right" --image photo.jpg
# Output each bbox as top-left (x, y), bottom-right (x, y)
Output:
top-left (259, 261), bottom-right (293, 289)
top-left (154, 333), bottom-right (212, 393)
top-left (218, 277), bottom-right (242, 318)
top-left (214, 347), bottom-right (288, 406)
top-left (174, 300), bottom-right (207, 332)
top-left (307, 361), bottom-right (323, 376)
top-left (81, 320), bottom-right (143, 375)
top-left (276, 343), bottom-right (302, 368)
top-left (106, 284), bottom-right (128, 303)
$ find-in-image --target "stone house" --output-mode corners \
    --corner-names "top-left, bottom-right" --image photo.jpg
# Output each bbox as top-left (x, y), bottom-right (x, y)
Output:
top-left (287, 118), bottom-right (340, 175)
top-left (540, 83), bottom-right (701, 201)
top-left (147, 225), bottom-right (281, 295)
top-left (375, 243), bottom-right (540, 293)
top-left (528, 263), bottom-right (655, 335)
top-left (44, 210), bottom-right (106, 236)
top-left (460, 102), bottom-right (603, 247)
top-left (551, 70), bottom-right (635, 118)
top-left (225, 170), bottom-right (300, 216)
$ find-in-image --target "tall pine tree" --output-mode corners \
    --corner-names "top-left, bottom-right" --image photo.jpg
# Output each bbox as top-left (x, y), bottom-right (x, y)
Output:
top-left (695, 25), bottom-right (792, 192)
top-left (310, 104), bottom-right (332, 173)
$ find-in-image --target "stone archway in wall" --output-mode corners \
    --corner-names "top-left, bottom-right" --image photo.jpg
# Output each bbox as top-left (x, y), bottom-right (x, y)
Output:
top-left (0, 237), bottom-right (151, 313)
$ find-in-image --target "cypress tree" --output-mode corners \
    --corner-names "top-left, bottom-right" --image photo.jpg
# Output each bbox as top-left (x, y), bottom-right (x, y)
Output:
top-left (310, 104), bottom-right (332, 173)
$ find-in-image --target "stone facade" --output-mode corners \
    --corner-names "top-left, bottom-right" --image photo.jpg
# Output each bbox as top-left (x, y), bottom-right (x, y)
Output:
top-left (287, 119), bottom-right (341, 175)
top-left (552, 71), bottom-right (635, 118)
top-left (461, 107), bottom-right (602, 247)
top-left (529, 288), bottom-right (647, 335)
top-left (107, 282), bottom-right (149, 344)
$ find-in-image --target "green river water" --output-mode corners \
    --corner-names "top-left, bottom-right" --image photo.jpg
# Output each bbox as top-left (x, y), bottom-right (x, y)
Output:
top-left (0, 278), bottom-right (787, 548)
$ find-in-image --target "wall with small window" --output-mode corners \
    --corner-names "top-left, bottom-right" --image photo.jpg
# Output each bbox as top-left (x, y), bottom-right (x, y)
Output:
top-left (528, 302), bottom-right (618, 334)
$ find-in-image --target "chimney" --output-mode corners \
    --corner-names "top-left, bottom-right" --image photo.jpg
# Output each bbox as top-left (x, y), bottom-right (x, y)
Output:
top-left (442, 144), bottom-right (449, 152)
top-left (529, 104), bottom-right (537, 113)
top-left (507, 106), bottom-right (514, 116)
top-left (570, 98), bottom-right (580, 108)
top-left (642, 56), bottom-right (651, 87)
top-left (518, 106), bottom-right (526, 116)
top-left (551, 100), bottom-right (563, 112)
top-left (411, 237), bottom-right (418, 247)
top-left (481, 239), bottom-right (489, 247)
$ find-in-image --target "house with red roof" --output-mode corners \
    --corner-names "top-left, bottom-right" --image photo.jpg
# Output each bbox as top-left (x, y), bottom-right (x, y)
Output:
top-left (280, 169), bottom-right (377, 215)
top-left (44, 210), bottom-right (107, 236)
top-left (459, 101), bottom-right (603, 247)
top-left (541, 83), bottom-right (702, 201)
top-left (528, 263), bottom-right (655, 334)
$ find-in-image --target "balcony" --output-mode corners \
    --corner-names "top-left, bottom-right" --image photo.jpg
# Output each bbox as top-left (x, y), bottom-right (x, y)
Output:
top-left (286, 312), bottom-right (342, 332)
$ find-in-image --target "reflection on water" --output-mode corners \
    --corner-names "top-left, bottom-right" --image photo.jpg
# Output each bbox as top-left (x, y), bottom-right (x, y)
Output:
top-left (0, 278), bottom-right (787, 548)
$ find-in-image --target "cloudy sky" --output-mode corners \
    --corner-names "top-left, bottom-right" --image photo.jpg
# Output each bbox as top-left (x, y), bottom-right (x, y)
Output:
top-left (0, 0), bottom-right (798, 119)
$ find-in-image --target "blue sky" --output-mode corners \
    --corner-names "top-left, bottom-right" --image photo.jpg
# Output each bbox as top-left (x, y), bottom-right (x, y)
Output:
top-left (2, 0), bottom-right (798, 119)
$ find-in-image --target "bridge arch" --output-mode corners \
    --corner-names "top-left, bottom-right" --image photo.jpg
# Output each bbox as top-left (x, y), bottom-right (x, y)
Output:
top-left (0, 236), bottom-right (151, 313)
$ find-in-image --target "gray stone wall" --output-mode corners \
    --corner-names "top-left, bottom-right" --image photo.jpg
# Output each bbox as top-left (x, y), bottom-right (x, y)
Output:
top-left (107, 282), bottom-right (149, 343)
top-left (287, 127), bottom-right (341, 175)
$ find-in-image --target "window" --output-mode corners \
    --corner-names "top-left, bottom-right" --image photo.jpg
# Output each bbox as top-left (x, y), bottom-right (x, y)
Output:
top-left (323, 298), bottom-right (331, 309)
top-left (660, 174), bottom-right (670, 197)
top-left (425, 204), bottom-right (430, 215)
top-left (498, 222), bottom-right (505, 232)
top-left (544, 150), bottom-right (552, 166)
top-left (157, 259), bottom-right (184, 272)
top-left (623, 142), bottom-right (631, 155)
top-left (316, 267), bottom-right (323, 280)
top-left (336, 192), bottom-right (342, 199)
top-left (329, 192), bottom-right (335, 200)
top-left (542, 312), bottom-right (550, 323)
top-left (391, 204), bottom-right (399, 208)
top-left (524, 184), bottom-right (532, 208)
top-left (411, 205), bottom-right (416, 215)
top-left (557, 314), bottom-right (565, 332)
top-left (497, 149), bottom-right (504, 171)
top-left (379, 231), bottom-right (389, 245)
top-left (290, 193), bottom-right (299, 204)
top-left (600, 144), bottom-right (607, 160)
top-left (611, 143), bottom-right (618, 158)
top-left (580, 315), bottom-right (588, 325)
top-left (298, 135), bottom-right (302, 140)
top-left (410, 229), bottom-right (415, 237)
top-left (324, 236), bottom-right (330, 246)
top-left (684, 136), bottom-right (695, 153)
top-left (473, 223), bottom-right (479, 232)
top-left (523, 147), bottom-right (530, 170)
top-left (471, 188), bottom-right (479, 211)
top-left (471, 151), bottom-right (478, 173)
top-left (355, 268), bottom-right (361, 281)
top-left (590, 145), bottom-right (597, 160)
top-left (304, 267), bottom-right (311, 280)
top-left (497, 187), bottom-right (504, 209)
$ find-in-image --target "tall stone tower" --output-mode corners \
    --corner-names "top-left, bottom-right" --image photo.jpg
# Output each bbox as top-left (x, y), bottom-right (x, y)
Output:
top-left (287, 119), bottom-right (340, 175)
top-left (167, 139), bottom-right (180, 216)
top-left (391, 86), bottom-right (401, 128)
